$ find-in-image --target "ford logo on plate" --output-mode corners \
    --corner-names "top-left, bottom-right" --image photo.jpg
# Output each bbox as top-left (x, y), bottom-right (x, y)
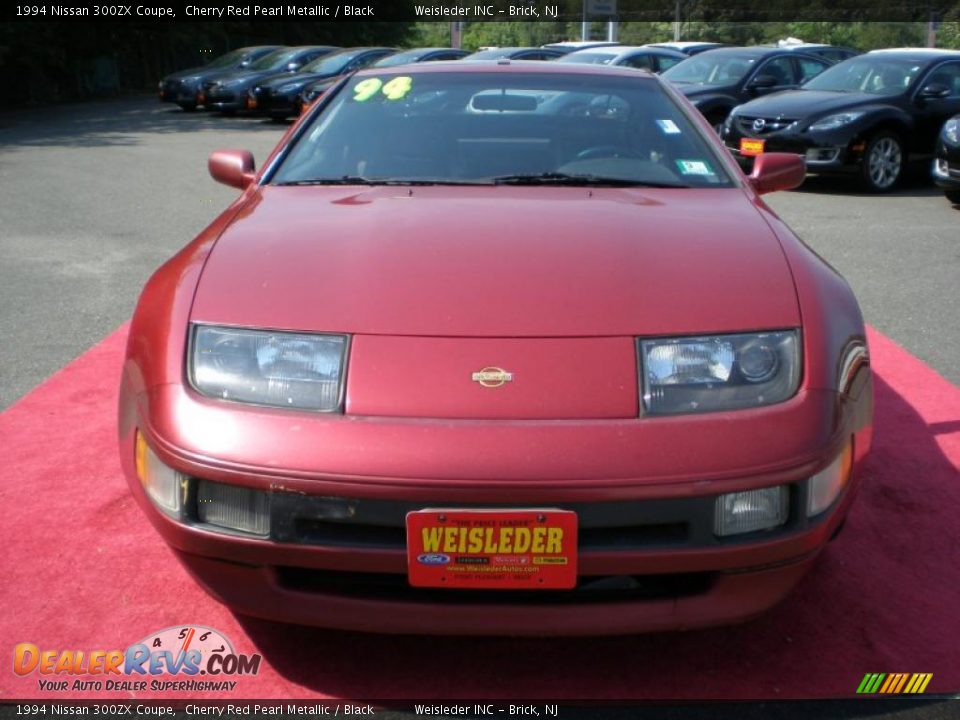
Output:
top-left (417, 553), bottom-right (450, 565)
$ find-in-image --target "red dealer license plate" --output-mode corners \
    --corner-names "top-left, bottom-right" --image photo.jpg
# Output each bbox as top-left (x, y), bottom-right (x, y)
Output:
top-left (406, 509), bottom-right (578, 590)
top-left (740, 138), bottom-right (766, 157)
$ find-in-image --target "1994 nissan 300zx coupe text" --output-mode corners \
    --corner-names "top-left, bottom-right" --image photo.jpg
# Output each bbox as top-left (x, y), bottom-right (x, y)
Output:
top-left (120, 62), bottom-right (873, 635)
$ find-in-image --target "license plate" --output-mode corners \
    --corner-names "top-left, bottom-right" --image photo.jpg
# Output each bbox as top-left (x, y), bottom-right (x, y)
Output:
top-left (247, 97), bottom-right (257, 110)
top-left (197, 93), bottom-right (206, 104)
top-left (740, 138), bottom-right (765, 156)
top-left (406, 509), bottom-right (577, 590)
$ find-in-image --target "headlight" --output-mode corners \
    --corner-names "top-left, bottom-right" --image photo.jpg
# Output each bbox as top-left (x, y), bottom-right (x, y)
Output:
top-left (639, 331), bottom-right (800, 415)
top-left (808, 112), bottom-right (865, 132)
top-left (724, 106), bottom-right (742, 127)
top-left (943, 117), bottom-right (959, 145)
top-left (191, 325), bottom-right (348, 412)
top-left (135, 430), bottom-right (186, 518)
top-left (714, 486), bottom-right (789, 537)
top-left (197, 480), bottom-right (270, 536)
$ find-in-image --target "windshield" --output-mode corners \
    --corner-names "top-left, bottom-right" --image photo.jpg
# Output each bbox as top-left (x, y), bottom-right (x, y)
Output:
top-left (662, 54), bottom-right (758, 85)
top-left (374, 50), bottom-right (426, 68)
top-left (557, 52), bottom-right (618, 65)
top-left (271, 71), bottom-right (734, 189)
top-left (302, 50), bottom-right (361, 74)
top-left (802, 57), bottom-right (923, 95)
top-left (466, 48), bottom-right (519, 60)
top-left (207, 48), bottom-right (247, 69)
top-left (249, 49), bottom-right (299, 72)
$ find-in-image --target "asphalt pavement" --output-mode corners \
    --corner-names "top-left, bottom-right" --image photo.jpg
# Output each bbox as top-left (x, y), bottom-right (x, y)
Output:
top-left (0, 96), bottom-right (957, 410)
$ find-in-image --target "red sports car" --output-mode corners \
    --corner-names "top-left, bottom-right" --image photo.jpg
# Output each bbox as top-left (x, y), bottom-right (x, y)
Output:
top-left (119, 62), bottom-right (873, 635)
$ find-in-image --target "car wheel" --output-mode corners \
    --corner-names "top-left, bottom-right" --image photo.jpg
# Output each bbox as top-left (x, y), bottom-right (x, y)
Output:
top-left (177, 102), bottom-right (197, 112)
top-left (860, 132), bottom-right (903, 192)
top-left (945, 189), bottom-right (960, 205)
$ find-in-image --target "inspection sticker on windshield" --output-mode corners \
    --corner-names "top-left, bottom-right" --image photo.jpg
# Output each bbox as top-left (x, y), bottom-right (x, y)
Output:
top-left (676, 159), bottom-right (714, 176)
top-left (656, 119), bottom-right (681, 134)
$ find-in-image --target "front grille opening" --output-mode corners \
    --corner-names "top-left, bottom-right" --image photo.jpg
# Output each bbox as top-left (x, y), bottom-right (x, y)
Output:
top-left (291, 518), bottom-right (689, 551)
top-left (275, 567), bottom-right (714, 604)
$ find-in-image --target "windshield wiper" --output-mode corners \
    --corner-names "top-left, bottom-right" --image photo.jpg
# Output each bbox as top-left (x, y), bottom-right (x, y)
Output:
top-left (490, 172), bottom-right (691, 188)
top-left (275, 176), bottom-right (492, 187)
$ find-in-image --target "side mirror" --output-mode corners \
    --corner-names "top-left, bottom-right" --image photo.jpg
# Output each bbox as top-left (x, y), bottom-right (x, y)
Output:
top-left (749, 74), bottom-right (779, 90)
top-left (918, 83), bottom-right (950, 100)
top-left (749, 152), bottom-right (806, 194)
top-left (208, 149), bottom-right (255, 190)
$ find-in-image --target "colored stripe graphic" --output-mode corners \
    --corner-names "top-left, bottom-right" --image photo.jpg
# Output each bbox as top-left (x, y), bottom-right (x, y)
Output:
top-left (858, 673), bottom-right (932, 694)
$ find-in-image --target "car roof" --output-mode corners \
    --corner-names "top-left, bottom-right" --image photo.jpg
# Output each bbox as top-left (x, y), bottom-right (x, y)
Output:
top-left (542, 41), bottom-right (622, 48)
top-left (692, 46), bottom-right (796, 59)
top-left (567, 45), bottom-right (685, 57)
top-left (649, 42), bottom-right (723, 50)
top-left (866, 48), bottom-right (960, 62)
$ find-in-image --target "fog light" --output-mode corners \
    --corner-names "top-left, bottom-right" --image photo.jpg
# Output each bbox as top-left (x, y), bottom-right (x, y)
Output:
top-left (807, 441), bottom-right (854, 517)
top-left (714, 486), bottom-right (788, 537)
top-left (805, 148), bottom-right (841, 163)
top-left (197, 480), bottom-right (270, 536)
top-left (135, 430), bottom-right (185, 518)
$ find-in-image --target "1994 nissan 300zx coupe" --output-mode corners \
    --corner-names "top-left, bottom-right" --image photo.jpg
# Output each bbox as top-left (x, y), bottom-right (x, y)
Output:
top-left (119, 62), bottom-right (873, 635)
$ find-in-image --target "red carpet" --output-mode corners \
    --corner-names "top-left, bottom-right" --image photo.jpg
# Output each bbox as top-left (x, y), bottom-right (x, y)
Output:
top-left (1, 324), bottom-right (957, 700)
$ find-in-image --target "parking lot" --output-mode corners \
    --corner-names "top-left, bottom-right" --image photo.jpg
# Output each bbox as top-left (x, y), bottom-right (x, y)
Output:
top-left (0, 95), bottom-right (956, 410)
top-left (1, 96), bottom-right (958, 710)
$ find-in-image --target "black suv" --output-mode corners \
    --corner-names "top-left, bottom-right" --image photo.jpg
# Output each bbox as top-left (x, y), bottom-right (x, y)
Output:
top-left (723, 49), bottom-right (960, 191)
top-left (661, 46), bottom-right (834, 133)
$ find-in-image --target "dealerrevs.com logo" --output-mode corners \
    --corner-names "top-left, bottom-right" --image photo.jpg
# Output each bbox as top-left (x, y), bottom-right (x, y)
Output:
top-left (13, 625), bottom-right (261, 692)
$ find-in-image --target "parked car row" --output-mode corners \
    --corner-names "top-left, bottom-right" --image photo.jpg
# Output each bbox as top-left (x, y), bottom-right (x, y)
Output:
top-left (159, 41), bottom-right (960, 198)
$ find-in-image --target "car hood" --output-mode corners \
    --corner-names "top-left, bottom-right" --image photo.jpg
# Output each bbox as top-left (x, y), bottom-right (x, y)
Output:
top-left (258, 73), bottom-right (313, 91)
top-left (165, 66), bottom-right (205, 81)
top-left (215, 69), bottom-right (284, 86)
top-left (288, 69), bottom-right (344, 85)
top-left (736, 89), bottom-right (892, 118)
top-left (191, 186), bottom-right (800, 337)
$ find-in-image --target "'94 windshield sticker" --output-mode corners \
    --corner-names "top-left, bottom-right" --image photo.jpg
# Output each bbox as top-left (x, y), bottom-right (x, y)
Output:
top-left (352, 76), bottom-right (413, 102)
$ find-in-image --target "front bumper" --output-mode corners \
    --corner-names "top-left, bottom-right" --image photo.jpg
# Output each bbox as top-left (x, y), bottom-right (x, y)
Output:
top-left (201, 86), bottom-right (244, 111)
top-left (932, 142), bottom-right (960, 191)
top-left (120, 375), bottom-right (872, 635)
top-left (249, 90), bottom-right (299, 117)
top-left (723, 122), bottom-right (862, 174)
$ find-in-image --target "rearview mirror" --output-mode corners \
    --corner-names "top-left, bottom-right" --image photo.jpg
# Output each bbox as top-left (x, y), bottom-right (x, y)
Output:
top-left (749, 152), bottom-right (806, 194)
top-left (918, 83), bottom-right (950, 100)
top-left (472, 94), bottom-right (538, 112)
top-left (208, 149), bottom-right (255, 190)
